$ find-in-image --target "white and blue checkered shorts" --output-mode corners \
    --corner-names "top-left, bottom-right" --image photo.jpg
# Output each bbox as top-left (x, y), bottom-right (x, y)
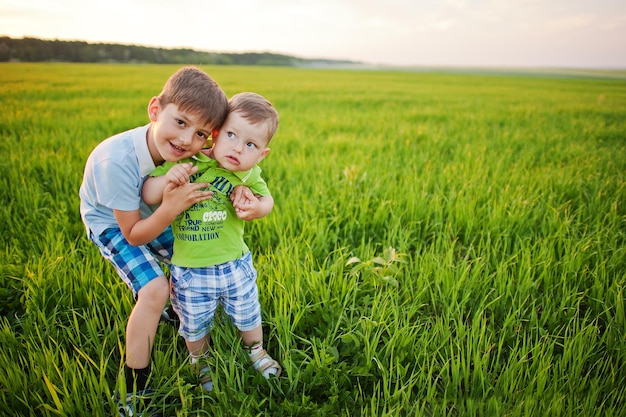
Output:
top-left (170, 252), bottom-right (262, 342)
top-left (89, 227), bottom-right (173, 299)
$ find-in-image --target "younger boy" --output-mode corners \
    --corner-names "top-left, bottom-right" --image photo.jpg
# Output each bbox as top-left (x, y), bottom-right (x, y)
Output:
top-left (142, 92), bottom-right (281, 391)
top-left (79, 67), bottom-right (228, 415)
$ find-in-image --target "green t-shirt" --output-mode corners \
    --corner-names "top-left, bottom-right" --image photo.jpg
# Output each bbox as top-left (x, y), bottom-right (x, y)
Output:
top-left (151, 153), bottom-right (270, 267)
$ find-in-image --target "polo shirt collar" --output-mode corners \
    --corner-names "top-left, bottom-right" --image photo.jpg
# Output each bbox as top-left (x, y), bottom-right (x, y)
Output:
top-left (134, 124), bottom-right (156, 177)
top-left (191, 152), bottom-right (255, 183)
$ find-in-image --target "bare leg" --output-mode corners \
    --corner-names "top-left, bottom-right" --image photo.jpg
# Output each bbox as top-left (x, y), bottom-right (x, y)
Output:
top-left (185, 335), bottom-right (212, 391)
top-left (240, 325), bottom-right (263, 348)
top-left (186, 336), bottom-right (211, 358)
top-left (125, 276), bottom-right (169, 369)
top-left (240, 325), bottom-right (281, 378)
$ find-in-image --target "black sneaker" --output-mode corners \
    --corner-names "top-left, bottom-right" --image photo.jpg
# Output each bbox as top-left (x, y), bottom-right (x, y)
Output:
top-left (159, 306), bottom-right (180, 329)
top-left (115, 389), bottom-right (161, 417)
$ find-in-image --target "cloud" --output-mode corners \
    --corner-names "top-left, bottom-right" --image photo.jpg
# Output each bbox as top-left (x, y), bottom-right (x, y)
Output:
top-left (0, 0), bottom-right (624, 67)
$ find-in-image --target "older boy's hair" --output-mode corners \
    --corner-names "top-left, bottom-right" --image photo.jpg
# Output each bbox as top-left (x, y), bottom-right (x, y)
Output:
top-left (229, 92), bottom-right (279, 143)
top-left (159, 66), bottom-right (229, 130)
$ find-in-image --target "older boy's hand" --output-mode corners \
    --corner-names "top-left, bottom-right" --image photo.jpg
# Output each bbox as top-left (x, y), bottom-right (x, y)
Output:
top-left (162, 181), bottom-right (213, 214)
top-left (232, 191), bottom-right (260, 220)
top-left (231, 185), bottom-right (273, 220)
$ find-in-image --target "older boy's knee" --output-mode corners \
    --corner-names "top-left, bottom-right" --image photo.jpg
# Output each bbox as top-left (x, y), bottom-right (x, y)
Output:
top-left (138, 276), bottom-right (170, 305)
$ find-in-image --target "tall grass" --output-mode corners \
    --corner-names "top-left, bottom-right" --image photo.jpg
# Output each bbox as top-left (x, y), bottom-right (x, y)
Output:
top-left (0, 63), bottom-right (625, 416)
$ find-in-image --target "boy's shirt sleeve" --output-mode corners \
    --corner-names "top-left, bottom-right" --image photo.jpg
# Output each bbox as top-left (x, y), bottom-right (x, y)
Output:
top-left (92, 156), bottom-right (141, 211)
top-left (150, 161), bottom-right (177, 177)
top-left (149, 154), bottom-right (270, 196)
top-left (244, 165), bottom-right (271, 197)
top-left (150, 154), bottom-right (209, 177)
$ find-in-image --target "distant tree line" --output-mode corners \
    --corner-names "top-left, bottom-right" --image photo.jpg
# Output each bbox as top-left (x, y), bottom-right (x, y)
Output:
top-left (0, 36), bottom-right (357, 67)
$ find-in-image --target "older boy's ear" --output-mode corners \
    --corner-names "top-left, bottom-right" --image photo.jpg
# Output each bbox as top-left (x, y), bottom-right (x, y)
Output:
top-left (148, 97), bottom-right (159, 122)
top-left (147, 97), bottom-right (160, 121)
top-left (212, 129), bottom-right (219, 140)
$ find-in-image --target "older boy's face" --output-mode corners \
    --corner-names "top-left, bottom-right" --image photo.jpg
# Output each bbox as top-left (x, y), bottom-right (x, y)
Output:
top-left (211, 110), bottom-right (270, 172)
top-left (148, 99), bottom-right (213, 163)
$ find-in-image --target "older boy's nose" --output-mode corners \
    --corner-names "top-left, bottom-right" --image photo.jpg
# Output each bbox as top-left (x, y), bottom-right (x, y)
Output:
top-left (179, 134), bottom-right (192, 145)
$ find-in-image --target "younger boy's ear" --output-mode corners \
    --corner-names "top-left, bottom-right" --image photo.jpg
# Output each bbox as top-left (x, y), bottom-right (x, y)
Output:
top-left (258, 148), bottom-right (271, 162)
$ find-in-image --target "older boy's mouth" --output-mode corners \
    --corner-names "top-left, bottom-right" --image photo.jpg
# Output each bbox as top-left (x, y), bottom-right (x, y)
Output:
top-left (170, 142), bottom-right (185, 153)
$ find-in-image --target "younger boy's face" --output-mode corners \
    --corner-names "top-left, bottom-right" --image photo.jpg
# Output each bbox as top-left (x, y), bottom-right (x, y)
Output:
top-left (147, 98), bottom-right (213, 164)
top-left (211, 110), bottom-right (270, 172)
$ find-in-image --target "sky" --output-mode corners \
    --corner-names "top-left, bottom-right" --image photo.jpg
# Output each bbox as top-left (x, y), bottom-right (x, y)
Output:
top-left (1, 0), bottom-right (625, 69)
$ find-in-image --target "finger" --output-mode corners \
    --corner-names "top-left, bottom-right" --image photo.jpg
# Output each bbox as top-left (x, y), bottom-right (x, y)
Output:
top-left (190, 182), bottom-right (211, 191)
top-left (164, 181), bottom-right (177, 192)
top-left (193, 191), bottom-right (213, 203)
top-left (231, 191), bottom-right (243, 205)
top-left (244, 188), bottom-right (256, 199)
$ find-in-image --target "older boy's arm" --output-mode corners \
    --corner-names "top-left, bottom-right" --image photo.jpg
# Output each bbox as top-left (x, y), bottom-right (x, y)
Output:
top-left (116, 181), bottom-right (212, 245)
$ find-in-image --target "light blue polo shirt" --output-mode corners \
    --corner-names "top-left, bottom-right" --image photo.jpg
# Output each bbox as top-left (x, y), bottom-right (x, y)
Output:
top-left (79, 124), bottom-right (157, 238)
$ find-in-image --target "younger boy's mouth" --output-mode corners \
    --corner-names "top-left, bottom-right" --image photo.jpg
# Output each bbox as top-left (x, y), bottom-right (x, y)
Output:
top-left (225, 155), bottom-right (239, 165)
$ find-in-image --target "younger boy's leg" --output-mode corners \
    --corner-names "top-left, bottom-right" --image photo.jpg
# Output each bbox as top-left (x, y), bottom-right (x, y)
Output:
top-left (241, 326), bottom-right (281, 378)
top-left (222, 253), bottom-right (281, 378)
top-left (186, 337), bottom-right (213, 391)
top-left (240, 326), bottom-right (263, 347)
top-left (169, 264), bottom-right (220, 392)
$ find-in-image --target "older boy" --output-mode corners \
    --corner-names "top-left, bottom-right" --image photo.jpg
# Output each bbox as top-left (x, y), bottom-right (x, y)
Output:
top-left (79, 66), bottom-right (228, 416)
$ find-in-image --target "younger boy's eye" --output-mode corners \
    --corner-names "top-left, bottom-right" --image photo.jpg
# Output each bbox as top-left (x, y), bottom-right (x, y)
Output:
top-left (227, 132), bottom-right (236, 139)
top-left (246, 142), bottom-right (258, 149)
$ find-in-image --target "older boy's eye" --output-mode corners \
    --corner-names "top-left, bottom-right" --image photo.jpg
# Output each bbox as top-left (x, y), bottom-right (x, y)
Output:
top-left (176, 119), bottom-right (185, 126)
top-left (196, 132), bottom-right (208, 140)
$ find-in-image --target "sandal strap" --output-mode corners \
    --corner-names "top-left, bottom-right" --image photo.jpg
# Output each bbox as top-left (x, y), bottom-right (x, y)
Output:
top-left (198, 365), bottom-right (212, 384)
top-left (249, 348), bottom-right (269, 363)
top-left (250, 349), bottom-right (282, 377)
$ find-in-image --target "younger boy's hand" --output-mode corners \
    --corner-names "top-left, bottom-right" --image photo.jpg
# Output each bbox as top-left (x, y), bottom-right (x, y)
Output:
top-left (166, 163), bottom-right (198, 185)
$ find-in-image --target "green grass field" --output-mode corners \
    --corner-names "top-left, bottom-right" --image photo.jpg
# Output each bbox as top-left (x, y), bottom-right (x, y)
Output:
top-left (1, 63), bottom-right (625, 416)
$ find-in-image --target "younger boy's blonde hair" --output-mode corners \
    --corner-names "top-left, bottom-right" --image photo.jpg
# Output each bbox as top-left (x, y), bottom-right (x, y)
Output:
top-left (159, 66), bottom-right (229, 130)
top-left (229, 92), bottom-right (279, 144)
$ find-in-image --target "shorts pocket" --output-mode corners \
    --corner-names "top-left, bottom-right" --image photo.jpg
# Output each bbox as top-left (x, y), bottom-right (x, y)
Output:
top-left (171, 265), bottom-right (194, 290)
top-left (234, 253), bottom-right (257, 282)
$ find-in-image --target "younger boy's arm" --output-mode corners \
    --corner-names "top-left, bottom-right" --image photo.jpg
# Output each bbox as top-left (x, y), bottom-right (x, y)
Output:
top-left (117, 180), bottom-right (212, 246)
top-left (142, 163), bottom-right (198, 205)
top-left (142, 176), bottom-right (169, 205)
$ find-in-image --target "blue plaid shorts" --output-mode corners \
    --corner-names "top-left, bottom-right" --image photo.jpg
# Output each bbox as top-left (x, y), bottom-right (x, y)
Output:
top-left (170, 252), bottom-right (262, 342)
top-left (89, 227), bottom-right (174, 298)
